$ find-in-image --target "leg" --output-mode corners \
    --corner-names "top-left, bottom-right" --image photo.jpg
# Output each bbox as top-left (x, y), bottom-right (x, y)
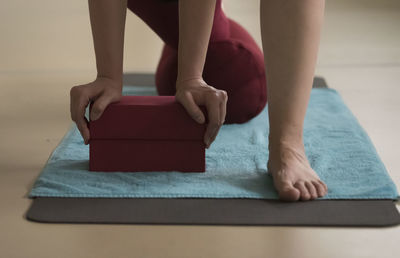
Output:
top-left (127, 0), bottom-right (228, 50)
top-left (260, 0), bottom-right (328, 201)
top-left (128, 0), bottom-right (267, 124)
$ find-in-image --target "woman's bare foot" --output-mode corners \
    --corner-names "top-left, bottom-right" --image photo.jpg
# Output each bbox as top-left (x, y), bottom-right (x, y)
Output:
top-left (267, 143), bottom-right (328, 202)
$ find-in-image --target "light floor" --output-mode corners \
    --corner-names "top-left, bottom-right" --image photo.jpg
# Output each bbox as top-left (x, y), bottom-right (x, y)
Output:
top-left (0, 1), bottom-right (399, 258)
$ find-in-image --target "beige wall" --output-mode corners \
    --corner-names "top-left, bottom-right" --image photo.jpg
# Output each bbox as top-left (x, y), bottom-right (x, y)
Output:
top-left (1, 0), bottom-right (399, 75)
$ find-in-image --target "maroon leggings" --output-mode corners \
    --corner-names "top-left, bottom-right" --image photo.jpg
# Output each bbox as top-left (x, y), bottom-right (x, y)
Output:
top-left (127, 0), bottom-right (267, 124)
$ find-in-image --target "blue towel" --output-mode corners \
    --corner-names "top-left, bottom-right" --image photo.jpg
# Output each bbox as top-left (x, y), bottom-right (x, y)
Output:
top-left (28, 86), bottom-right (399, 200)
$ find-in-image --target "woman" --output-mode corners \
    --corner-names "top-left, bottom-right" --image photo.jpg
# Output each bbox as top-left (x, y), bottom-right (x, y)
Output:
top-left (70, 0), bottom-right (328, 202)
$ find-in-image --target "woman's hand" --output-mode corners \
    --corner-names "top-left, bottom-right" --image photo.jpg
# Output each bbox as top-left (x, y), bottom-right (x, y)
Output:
top-left (70, 77), bottom-right (122, 145)
top-left (175, 78), bottom-right (227, 148)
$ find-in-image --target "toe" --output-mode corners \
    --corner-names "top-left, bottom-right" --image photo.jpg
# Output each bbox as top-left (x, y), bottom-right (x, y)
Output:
top-left (278, 181), bottom-right (301, 202)
top-left (313, 181), bottom-right (326, 197)
top-left (294, 181), bottom-right (310, 201)
top-left (317, 180), bottom-right (328, 195)
top-left (305, 181), bottom-right (318, 199)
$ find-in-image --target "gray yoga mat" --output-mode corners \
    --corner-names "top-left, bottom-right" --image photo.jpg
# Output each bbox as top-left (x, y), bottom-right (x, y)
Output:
top-left (26, 198), bottom-right (400, 227)
top-left (25, 74), bottom-right (400, 227)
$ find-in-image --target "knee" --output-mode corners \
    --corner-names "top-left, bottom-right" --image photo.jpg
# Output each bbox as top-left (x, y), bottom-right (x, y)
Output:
top-left (202, 42), bottom-right (267, 124)
top-left (155, 42), bottom-right (268, 124)
top-left (224, 75), bottom-right (267, 124)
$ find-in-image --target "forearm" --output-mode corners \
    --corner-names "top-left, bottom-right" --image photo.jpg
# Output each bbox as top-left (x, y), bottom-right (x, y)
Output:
top-left (260, 0), bottom-right (325, 147)
top-left (177, 0), bottom-right (216, 84)
top-left (88, 0), bottom-right (127, 86)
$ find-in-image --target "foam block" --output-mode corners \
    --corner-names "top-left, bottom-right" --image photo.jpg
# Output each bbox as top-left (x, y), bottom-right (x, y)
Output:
top-left (89, 96), bottom-right (206, 172)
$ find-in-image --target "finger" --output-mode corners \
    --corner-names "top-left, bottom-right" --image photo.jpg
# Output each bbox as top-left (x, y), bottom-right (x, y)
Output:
top-left (70, 86), bottom-right (82, 121)
top-left (70, 86), bottom-right (92, 144)
top-left (208, 91), bottom-right (227, 146)
top-left (176, 92), bottom-right (205, 124)
top-left (90, 92), bottom-right (118, 121)
top-left (219, 91), bottom-right (227, 124)
top-left (204, 96), bottom-right (221, 148)
top-left (74, 99), bottom-right (90, 144)
top-left (208, 122), bottom-right (222, 149)
top-left (75, 116), bottom-right (90, 145)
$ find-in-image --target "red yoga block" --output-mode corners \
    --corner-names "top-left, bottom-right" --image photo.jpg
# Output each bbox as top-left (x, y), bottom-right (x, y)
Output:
top-left (88, 96), bottom-right (206, 172)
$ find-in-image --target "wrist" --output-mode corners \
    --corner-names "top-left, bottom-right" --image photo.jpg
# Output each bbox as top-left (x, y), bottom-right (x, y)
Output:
top-left (176, 77), bottom-right (206, 90)
top-left (95, 75), bottom-right (123, 90)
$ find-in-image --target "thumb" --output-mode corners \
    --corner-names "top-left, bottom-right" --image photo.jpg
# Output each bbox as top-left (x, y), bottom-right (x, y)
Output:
top-left (90, 93), bottom-right (115, 121)
top-left (176, 92), bottom-right (205, 124)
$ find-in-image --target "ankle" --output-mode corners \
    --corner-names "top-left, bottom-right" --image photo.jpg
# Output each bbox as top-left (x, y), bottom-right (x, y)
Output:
top-left (268, 140), bottom-right (307, 164)
top-left (268, 137), bottom-right (304, 153)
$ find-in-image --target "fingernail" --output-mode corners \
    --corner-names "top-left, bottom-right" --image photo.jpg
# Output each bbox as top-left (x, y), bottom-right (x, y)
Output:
top-left (195, 115), bottom-right (203, 124)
